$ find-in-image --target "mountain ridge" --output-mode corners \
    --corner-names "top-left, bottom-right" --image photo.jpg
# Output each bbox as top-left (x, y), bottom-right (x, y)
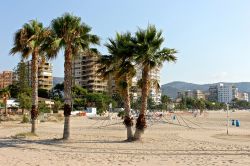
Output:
top-left (53, 77), bottom-right (64, 86)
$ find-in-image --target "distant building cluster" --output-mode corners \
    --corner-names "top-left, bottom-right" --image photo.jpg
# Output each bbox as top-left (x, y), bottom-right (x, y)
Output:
top-left (0, 59), bottom-right (53, 91)
top-left (209, 83), bottom-right (248, 103)
top-left (177, 83), bottom-right (249, 103)
top-left (0, 71), bottom-right (13, 89)
top-left (177, 90), bottom-right (206, 100)
top-left (1, 53), bottom-right (162, 105)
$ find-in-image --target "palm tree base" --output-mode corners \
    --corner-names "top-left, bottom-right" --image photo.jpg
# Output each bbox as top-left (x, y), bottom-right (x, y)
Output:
top-left (31, 119), bottom-right (37, 134)
top-left (64, 104), bottom-right (71, 116)
top-left (31, 105), bottom-right (39, 120)
top-left (123, 116), bottom-right (134, 141)
top-left (63, 104), bottom-right (71, 139)
top-left (135, 114), bottom-right (147, 130)
top-left (126, 126), bottom-right (133, 141)
top-left (134, 114), bottom-right (147, 141)
top-left (133, 128), bottom-right (144, 141)
top-left (123, 116), bottom-right (134, 126)
top-left (31, 105), bottom-right (38, 134)
top-left (124, 138), bottom-right (133, 142)
top-left (63, 115), bottom-right (70, 140)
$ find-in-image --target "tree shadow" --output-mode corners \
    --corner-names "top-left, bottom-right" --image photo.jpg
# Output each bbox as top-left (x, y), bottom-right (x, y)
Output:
top-left (1, 137), bottom-right (250, 156)
top-left (0, 136), bottom-right (128, 149)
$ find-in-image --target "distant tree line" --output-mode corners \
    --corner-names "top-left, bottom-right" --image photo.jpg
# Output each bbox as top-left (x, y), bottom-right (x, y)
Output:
top-left (230, 98), bottom-right (250, 110)
top-left (174, 97), bottom-right (250, 110)
top-left (49, 83), bottom-right (116, 115)
top-left (174, 97), bottom-right (227, 111)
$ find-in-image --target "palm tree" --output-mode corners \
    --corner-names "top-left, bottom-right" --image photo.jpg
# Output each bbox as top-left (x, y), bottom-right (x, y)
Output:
top-left (10, 20), bottom-right (50, 134)
top-left (133, 25), bottom-right (177, 140)
top-left (46, 13), bottom-right (99, 140)
top-left (0, 88), bottom-right (10, 115)
top-left (161, 95), bottom-right (171, 104)
top-left (98, 32), bottom-right (136, 141)
top-left (161, 95), bottom-right (172, 111)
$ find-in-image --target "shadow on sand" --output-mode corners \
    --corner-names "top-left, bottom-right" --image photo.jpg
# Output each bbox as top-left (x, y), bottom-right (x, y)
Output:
top-left (0, 136), bottom-right (128, 148)
top-left (1, 136), bottom-right (250, 156)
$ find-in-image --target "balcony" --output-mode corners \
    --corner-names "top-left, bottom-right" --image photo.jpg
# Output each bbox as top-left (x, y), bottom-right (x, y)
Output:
top-left (39, 72), bottom-right (52, 77)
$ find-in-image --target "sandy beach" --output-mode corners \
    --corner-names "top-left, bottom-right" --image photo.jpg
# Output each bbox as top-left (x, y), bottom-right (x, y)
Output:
top-left (1, 110), bottom-right (250, 166)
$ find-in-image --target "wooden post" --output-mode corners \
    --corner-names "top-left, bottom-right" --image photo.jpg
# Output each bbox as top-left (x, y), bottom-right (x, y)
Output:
top-left (226, 103), bottom-right (229, 135)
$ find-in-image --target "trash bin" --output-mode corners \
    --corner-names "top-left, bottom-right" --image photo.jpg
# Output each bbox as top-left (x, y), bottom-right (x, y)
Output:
top-left (232, 119), bottom-right (235, 126)
top-left (236, 120), bottom-right (240, 127)
top-left (173, 115), bottom-right (176, 120)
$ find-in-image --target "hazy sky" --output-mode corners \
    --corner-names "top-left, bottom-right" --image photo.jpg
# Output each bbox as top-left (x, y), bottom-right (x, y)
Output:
top-left (0, 0), bottom-right (250, 85)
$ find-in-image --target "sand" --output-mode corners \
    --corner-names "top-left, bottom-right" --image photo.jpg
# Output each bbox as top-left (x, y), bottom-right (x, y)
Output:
top-left (0, 110), bottom-right (250, 166)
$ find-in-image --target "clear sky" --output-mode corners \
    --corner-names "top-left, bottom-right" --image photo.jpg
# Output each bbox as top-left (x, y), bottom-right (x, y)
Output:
top-left (0, 0), bottom-right (250, 85)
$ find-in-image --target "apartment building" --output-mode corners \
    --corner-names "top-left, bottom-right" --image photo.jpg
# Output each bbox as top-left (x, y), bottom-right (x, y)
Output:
top-left (232, 86), bottom-right (239, 99)
top-left (193, 90), bottom-right (206, 99)
top-left (149, 67), bottom-right (161, 104)
top-left (208, 85), bottom-right (218, 102)
top-left (38, 62), bottom-right (53, 90)
top-left (217, 83), bottom-right (231, 103)
top-left (217, 83), bottom-right (234, 103)
top-left (177, 89), bottom-right (205, 100)
top-left (24, 60), bottom-right (53, 90)
top-left (177, 91), bottom-right (185, 98)
top-left (185, 90), bottom-right (194, 98)
top-left (12, 71), bottom-right (18, 83)
top-left (237, 92), bottom-right (249, 102)
top-left (0, 71), bottom-right (13, 89)
top-left (133, 66), bottom-right (162, 104)
top-left (72, 54), bottom-right (107, 93)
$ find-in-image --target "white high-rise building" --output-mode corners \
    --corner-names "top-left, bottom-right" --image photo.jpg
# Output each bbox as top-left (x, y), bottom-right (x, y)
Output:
top-left (149, 67), bottom-right (161, 104)
top-left (217, 83), bottom-right (234, 103)
top-left (133, 66), bottom-right (161, 104)
top-left (237, 92), bottom-right (249, 102)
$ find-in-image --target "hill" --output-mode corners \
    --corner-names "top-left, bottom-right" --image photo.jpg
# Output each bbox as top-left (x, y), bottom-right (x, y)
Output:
top-left (53, 77), bottom-right (64, 86)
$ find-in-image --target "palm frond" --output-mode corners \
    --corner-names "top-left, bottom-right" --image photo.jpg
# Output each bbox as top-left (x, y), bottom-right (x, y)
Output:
top-left (49, 13), bottom-right (100, 60)
top-left (10, 20), bottom-right (49, 60)
top-left (135, 24), bottom-right (177, 70)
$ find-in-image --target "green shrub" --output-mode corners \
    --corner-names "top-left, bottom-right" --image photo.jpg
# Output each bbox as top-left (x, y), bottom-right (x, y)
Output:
top-left (52, 101), bottom-right (63, 113)
top-left (21, 114), bottom-right (29, 123)
top-left (117, 111), bottom-right (125, 119)
top-left (38, 101), bottom-right (50, 113)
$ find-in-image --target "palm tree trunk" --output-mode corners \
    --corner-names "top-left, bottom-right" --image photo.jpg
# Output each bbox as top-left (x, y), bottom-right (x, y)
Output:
top-left (107, 73), bottom-right (113, 97)
top-left (200, 109), bottom-right (203, 115)
top-left (134, 66), bottom-right (149, 141)
top-left (63, 47), bottom-right (72, 140)
top-left (4, 104), bottom-right (7, 116)
top-left (31, 48), bottom-right (39, 134)
top-left (123, 76), bottom-right (133, 141)
top-left (4, 96), bottom-right (7, 116)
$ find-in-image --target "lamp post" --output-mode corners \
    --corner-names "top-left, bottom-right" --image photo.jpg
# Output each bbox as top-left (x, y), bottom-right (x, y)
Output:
top-left (3, 96), bottom-right (7, 115)
top-left (226, 103), bottom-right (229, 135)
top-left (49, 89), bottom-right (52, 114)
